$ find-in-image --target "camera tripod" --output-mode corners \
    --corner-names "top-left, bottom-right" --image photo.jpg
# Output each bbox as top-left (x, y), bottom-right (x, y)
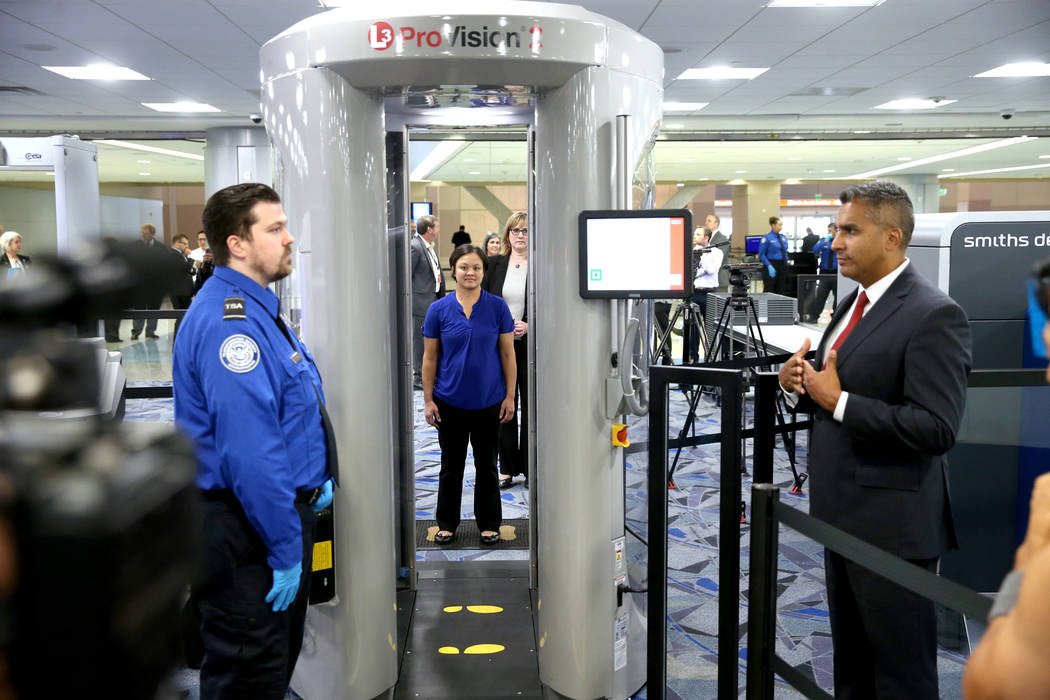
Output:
top-left (652, 299), bottom-right (708, 366)
top-left (667, 284), bottom-right (808, 499)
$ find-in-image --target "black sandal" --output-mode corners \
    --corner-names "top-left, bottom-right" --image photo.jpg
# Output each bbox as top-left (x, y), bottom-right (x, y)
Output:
top-left (435, 531), bottom-right (454, 544)
top-left (498, 476), bottom-right (513, 489)
top-left (480, 532), bottom-right (500, 546)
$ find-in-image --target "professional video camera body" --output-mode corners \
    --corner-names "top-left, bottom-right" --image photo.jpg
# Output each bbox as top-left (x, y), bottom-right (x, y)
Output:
top-left (723, 261), bottom-right (766, 297)
top-left (0, 249), bottom-right (200, 699)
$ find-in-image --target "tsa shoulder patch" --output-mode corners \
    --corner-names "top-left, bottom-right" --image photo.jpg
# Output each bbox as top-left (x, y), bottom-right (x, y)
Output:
top-left (219, 334), bottom-right (260, 374)
top-left (223, 297), bottom-right (246, 320)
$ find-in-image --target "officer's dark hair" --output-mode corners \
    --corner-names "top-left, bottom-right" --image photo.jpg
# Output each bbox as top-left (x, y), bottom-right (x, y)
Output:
top-left (769, 216), bottom-right (780, 227)
top-left (417, 215), bottom-right (437, 237)
top-left (202, 183), bottom-right (281, 266)
top-left (449, 244), bottom-right (488, 282)
top-left (1034, 257), bottom-right (1050, 315)
top-left (839, 180), bottom-right (915, 247)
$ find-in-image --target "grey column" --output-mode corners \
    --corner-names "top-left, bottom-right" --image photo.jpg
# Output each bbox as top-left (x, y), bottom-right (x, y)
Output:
top-left (265, 67), bottom-right (397, 700)
top-left (534, 64), bottom-right (661, 699)
top-left (204, 126), bottom-right (273, 199)
top-left (884, 173), bottom-right (941, 214)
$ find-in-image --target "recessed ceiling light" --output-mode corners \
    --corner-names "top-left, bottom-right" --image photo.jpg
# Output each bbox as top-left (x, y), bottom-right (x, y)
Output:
top-left (788, 157), bottom-right (802, 161)
top-left (941, 163), bottom-right (1050, 178)
top-left (676, 182), bottom-right (686, 187)
top-left (94, 140), bottom-right (205, 160)
top-left (138, 172), bottom-right (151, 176)
top-left (942, 168), bottom-right (955, 172)
top-left (468, 171), bottom-right (481, 175)
top-left (852, 129), bottom-right (872, 134)
top-left (1039, 155), bottom-right (1050, 159)
top-left (897, 157), bottom-right (912, 161)
top-left (663, 101), bottom-right (709, 112)
top-left (736, 170), bottom-right (748, 174)
top-left (677, 66), bottom-right (769, 80)
top-left (137, 159), bottom-right (151, 164)
top-left (141, 102), bottom-right (221, 113)
top-left (664, 123), bottom-right (686, 129)
top-left (700, 177), bottom-right (709, 181)
top-left (682, 157), bottom-right (694, 162)
top-left (823, 169), bottom-right (836, 173)
top-left (43, 64), bottom-right (151, 80)
top-left (875, 98), bottom-right (956, 110)
top-left (848, 136), bottom-right (1036, 178)
top-left (767, 0), bottom-right (884, 5)
top-left (974, 62), bottom-right (1050, 78)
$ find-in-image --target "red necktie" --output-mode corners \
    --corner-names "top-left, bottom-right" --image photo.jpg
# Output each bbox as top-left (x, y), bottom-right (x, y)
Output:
top-left (825, 290), bottom-right (869, 368)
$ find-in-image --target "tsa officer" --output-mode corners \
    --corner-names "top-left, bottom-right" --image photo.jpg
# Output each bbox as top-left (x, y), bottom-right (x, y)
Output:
top-left (173, 183), bottom-right (338, 700)
top-left (759, 215), bottom-right (789, 295)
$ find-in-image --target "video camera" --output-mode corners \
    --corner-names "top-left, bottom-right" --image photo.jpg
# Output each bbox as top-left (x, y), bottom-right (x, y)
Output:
top-left (1, 248), bottom-right (200, 699)
top-left (723, 262), bottom-right (765, 298)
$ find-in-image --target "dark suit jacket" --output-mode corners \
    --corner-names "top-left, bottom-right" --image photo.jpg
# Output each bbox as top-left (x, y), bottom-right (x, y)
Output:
top-left (482, 254), bottom-right (527, 322)
top-left (799, 263), bottom-right (972, 560)
top-left (0, 254), bottom-right (30, 269)
top-left (411, 234), bottom-right (445, 318)
top-left (801, 233), bottom-right (820, 253)
top-left (168, 248), bottom-right (196, 297)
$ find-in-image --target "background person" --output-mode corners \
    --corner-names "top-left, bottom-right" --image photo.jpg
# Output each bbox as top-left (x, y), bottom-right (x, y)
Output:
top-left (451, 224), bottom-right (471, 248)
top-left (173, 183), bottom-right (336, 699)
top-left (484, 212), bottom-right (530, 489)
top-left (411, 215), bottom-right (445, 390)
top-left (168, 233), bottom-right (196, 339)
top-left (807, 223), bottom-right (839, 322)
top-left (778, 181), bottom-right (972, 699)
top-left (483, 232), bottom-right (502, 257)
top-left (131, 222), bottom-right (163, 340)
top-left (704, 213), bottom-right (729, 291)
top-left (423, 245), bottom-right (516, 545)
top-left (687, 227), bottom-right (722, 363)
top-left (759, 216), bottom-right (788, 295)
top-left (0, 231), bottom-right (30, 280)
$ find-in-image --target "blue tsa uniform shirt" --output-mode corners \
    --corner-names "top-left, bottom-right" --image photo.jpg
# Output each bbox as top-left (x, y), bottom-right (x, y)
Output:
top-left (173, 265), bottom-right (330, 571)
top-left (759, 231), bottom-right (789, 266)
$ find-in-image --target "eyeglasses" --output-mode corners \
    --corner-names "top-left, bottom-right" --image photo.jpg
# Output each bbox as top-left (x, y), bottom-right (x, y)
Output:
top-left (509, 228), bottom-right (528, 236)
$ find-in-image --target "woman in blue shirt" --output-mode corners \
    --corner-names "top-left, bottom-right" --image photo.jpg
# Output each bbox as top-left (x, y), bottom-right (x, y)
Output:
top-left (422, 244), bottom-right (517, 545)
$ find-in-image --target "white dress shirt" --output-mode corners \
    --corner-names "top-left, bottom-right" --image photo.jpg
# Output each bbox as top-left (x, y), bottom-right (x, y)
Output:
top-left (783, 258), bottom-right (910, 422)
top-left (694, 246), bottom-right (723, 289)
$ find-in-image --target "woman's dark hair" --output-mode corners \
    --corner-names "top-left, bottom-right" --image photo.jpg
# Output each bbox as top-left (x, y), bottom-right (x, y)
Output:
top-left (483, 232), bottom-right (502, 256)
top-left (201, 183), bottom-right (281, 266)
top-left (449, 244), bottom-right (488, 281)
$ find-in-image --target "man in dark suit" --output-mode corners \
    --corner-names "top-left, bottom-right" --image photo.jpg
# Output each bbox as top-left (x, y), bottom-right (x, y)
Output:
top-left (168, 233), bottom-right (196, 340)
top-left (131, 222), bottom-right (163, 340)
top-left (778, 181), bottom-right (972, 699)
top-left (411, 215), bottom-right (445, 389)
top-left (705, 213), bottom-right (730, 291)
top-left (451, 225), bottom-right (471, 248)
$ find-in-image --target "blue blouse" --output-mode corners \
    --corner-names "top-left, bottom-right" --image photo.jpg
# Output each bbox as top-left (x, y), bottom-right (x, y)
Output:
top-left (422, 290), bottom-right (515, 409)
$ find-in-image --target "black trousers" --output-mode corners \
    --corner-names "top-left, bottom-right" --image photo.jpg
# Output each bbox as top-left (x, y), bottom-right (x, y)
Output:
top-left (812, 271), bottom-right (837, 319)
top-left (825, 550), bottom-right (939, 700)
top-left (653, 302), bottom-right (673, 364)
top-left (498, 337), bottom-right (528, 478)
top-left (762, 259), bottom-right (788, 295)
top-left (686, 290), bottom-right (713, 362)
top-left (434, 396), bottom-right (502, 532)
top-left (196, 496), bottom-right (316, 700)
top-left (131, 297), bottom-right (160, 336)
top-left (171, 294), bottom-right (191, 340)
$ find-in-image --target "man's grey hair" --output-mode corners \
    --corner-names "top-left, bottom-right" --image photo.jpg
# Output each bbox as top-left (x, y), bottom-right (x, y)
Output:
top-left (839, 181), bottom-right (915, 246)
top-left (0, 230), bottom-right (22, 254)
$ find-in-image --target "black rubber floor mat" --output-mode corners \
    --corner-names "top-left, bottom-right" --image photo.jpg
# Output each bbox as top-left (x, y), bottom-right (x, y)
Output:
top-left (416, 519), bottom-right (529, 550)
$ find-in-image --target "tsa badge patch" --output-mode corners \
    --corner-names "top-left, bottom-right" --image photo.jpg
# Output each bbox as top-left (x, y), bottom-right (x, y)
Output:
top-left (219, 334), bottom-right (260, 373)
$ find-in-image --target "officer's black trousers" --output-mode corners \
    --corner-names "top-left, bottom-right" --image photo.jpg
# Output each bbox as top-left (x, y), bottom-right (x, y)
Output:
top-left (434, 396), bottom-right (502, 533)
top-left (197, 496), bottom-right (316, 700)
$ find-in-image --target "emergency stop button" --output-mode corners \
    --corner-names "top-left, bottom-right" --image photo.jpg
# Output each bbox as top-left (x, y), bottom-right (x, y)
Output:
top-left (612, 424), bottom-right (629, 447)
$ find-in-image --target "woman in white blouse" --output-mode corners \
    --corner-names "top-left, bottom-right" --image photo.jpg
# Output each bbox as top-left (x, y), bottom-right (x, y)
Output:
top-left (482, 212), bottom-right (530, 489)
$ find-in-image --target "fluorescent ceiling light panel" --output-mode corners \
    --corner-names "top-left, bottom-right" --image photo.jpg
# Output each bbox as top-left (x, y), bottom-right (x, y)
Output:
top-left (874, 98), bottom-right (956, 110)
top-left (42, 64), bottom-right (151, 80)
top-left (142, 102), bottom-right (221, 113)
top-left (94, 140), bottom-right (205, 161)
top-left (663, 101), bottom-right (709, 112)
top-left (847, 136), bottom-right (1036, 178)
top-left (767, 0), bottom-right (884, 5)
top-left (940, 163), bottom-right (1050, 178)
top-left (974, 62), bottom-right (1050, 78)
top-left (678, 67), bottom-right (769, 80)
top-left (410, 141), bottom-right (468, 182)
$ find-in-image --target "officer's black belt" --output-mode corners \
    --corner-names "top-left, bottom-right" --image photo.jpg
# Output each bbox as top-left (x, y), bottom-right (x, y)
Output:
top-left (201, 487), bottom-right (322, 506)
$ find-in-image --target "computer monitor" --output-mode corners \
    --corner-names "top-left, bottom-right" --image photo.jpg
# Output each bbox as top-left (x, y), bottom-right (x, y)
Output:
top-left (410, 201), bottom-right (432, 225)
top-left (745, 236), bottom-right (763, 254)
top-left (578, 209), bottom-right (693, 299)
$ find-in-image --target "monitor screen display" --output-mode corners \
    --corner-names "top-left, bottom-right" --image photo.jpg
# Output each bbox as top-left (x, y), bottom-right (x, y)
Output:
top-left (745, 236), bottom-right (763, 254)
top-left (411, 201), bottom-right (432, 224)
top-left (578, 209), bottom-right (693, 299)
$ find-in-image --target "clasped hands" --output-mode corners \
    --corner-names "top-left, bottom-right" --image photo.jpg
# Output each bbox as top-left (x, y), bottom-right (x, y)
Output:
top-left (777, 337), bottom-right (842, 412)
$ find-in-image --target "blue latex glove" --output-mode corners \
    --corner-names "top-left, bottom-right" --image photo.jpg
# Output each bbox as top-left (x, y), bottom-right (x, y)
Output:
top-left (767, 264), bottom-right (776, 278)
top-left (265, 562), bottom-right (302, 612)
top-left (312, 478), bottom-right (334, 513)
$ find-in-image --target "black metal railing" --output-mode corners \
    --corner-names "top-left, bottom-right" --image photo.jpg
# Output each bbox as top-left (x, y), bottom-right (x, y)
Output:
top-left (744, 368), bottom-right (1047, 699)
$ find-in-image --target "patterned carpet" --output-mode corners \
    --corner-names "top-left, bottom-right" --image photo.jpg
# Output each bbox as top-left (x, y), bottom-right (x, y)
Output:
top-left (128, 357), bottom-right (970, 698)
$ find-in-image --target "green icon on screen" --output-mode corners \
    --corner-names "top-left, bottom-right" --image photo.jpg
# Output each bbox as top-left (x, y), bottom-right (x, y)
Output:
top-left (590, 269), bottom-right (602, 281)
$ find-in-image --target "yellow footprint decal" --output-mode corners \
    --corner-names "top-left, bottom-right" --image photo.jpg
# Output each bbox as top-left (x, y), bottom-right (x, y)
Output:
top-left (437, 603), bottom-right (507, 654)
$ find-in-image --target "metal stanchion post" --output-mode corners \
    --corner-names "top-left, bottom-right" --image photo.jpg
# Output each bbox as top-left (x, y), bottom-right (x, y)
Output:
top-left (746, 484), bottom-right (780, 700)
